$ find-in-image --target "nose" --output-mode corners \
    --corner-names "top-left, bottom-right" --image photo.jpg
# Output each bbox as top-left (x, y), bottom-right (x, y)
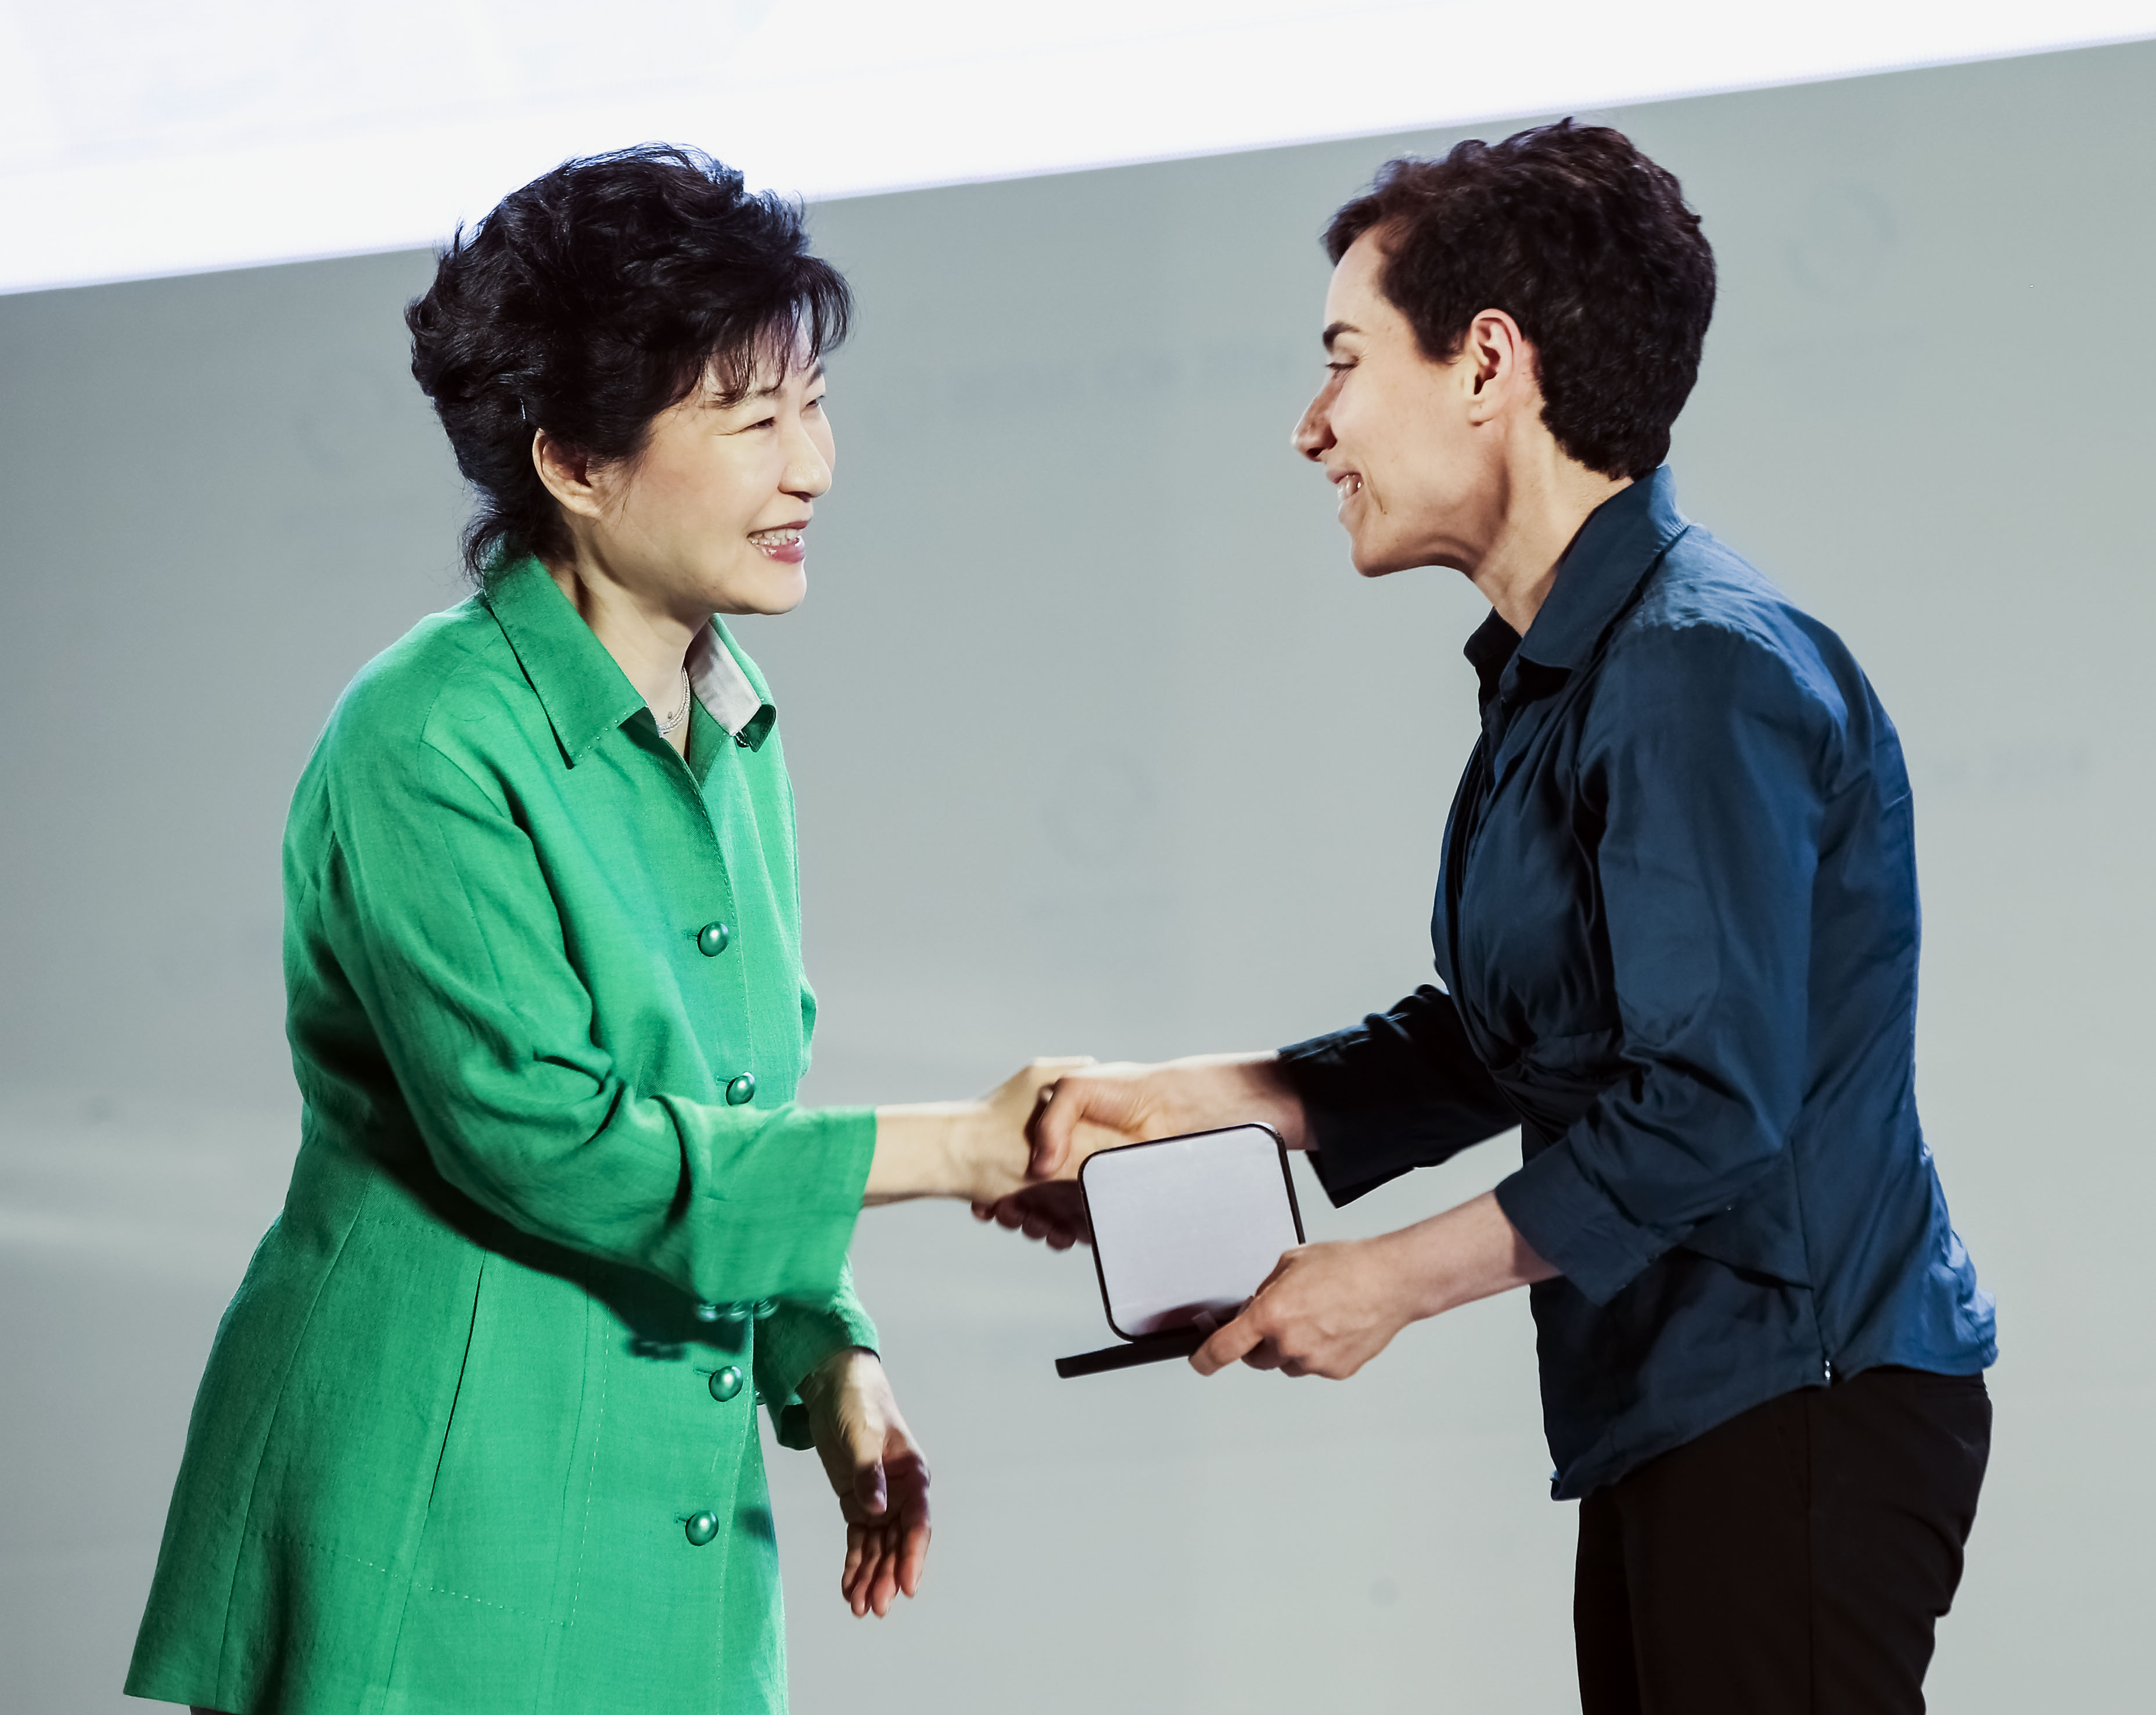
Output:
top-left (783, 418), bottom-right (832, 501)
top-left (1292, 385), bottom-right (1334, 464)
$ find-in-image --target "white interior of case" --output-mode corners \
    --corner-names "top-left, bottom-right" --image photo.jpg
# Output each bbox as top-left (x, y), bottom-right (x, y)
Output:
top-left (1081, 1125), bottom-right (1302, 1338)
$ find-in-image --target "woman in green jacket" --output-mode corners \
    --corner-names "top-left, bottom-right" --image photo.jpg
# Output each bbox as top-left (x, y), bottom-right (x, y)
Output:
top-left (125, 145), bottom-right (1088, 1715)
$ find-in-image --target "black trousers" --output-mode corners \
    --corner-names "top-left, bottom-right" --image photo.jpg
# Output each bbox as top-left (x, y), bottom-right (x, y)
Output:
top-left (1575, 1365), bottom-right (1990, 1715)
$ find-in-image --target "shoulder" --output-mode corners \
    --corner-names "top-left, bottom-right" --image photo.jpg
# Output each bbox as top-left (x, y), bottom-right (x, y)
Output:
top-left (1600, 528), bottom-right (1863, 730)
top-left (1582, 527), bottom-right (1892, 790)
top-left (306, 596), bottom-right (525, 807)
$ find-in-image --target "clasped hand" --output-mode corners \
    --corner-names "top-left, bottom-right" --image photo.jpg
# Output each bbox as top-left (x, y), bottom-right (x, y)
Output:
top-left (958, 1056), bottom-right (1133, 1212)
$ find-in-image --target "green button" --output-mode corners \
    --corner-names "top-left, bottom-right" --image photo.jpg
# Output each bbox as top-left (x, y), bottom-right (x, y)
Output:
top-left (709, 1365), bottom-right (744, 1403)
top-left (696, 922), bottom-right (731, 957)
top-left (684, 1511), bottom-right (720, 1547)
top-left (692, 1301), bottom-right (722, 1323)
top-left (725, 1073), bottom-right (756, 1106)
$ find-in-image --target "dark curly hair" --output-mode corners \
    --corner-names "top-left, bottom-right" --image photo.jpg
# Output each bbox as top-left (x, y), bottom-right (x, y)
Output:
top-left (407, 144), bottom-right (852, 582)
top-left (1324, 120), bottom-right (1715, 480)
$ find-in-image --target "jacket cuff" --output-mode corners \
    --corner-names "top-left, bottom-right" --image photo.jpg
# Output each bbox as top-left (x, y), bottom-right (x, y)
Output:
top-left (756, 1278), bottom-right (880, 1452)
top-left (1277, 1032), bottom-right (1430, 1207)
top-left (1494, 1133), bottom-right (1665, 1307)
top-left (682, 1103), bottom-right (878, 1305)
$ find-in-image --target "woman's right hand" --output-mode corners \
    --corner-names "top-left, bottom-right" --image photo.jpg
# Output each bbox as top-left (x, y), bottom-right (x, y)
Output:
top-left (1026, 1053), bottom-right (1310, 1175)
top-left (969, 1057), bottom-right (1103, 1199)
top-left (967, 1053), bottom-right (1311, 1247)
top-left (866, 1057), bottom-right (1121, 1207)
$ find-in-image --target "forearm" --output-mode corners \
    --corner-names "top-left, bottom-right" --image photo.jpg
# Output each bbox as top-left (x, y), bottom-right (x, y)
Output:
top-left (1277, 989), bottom-right (1522, 1206)
top-left (390, 1064), bottom-right (875, 1304)
top-left (1128, 1052), bottom-right (1313, 1150)
top-left (1189, 1188), bottom-right (1558, 1379)
top-left (1385, 1190), bottom-right (1557, 1321)
top-left (865, 1102), bottom-right (989, 1203)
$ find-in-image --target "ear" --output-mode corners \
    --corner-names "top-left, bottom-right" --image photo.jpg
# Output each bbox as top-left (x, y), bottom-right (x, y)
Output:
top-left (531, 429), bottom-right (606, 521)
top-left (1461, 308), bottom-right (1534, 423)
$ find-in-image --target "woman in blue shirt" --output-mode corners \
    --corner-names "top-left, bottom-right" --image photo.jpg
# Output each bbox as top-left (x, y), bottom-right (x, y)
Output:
top-left (1015, 121), bottom-right (1994, 1715)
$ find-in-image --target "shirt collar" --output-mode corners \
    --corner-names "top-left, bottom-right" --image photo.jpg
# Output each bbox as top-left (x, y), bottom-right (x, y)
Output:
top-left (484, 557), bottom-right (777, 766)
top-left (1515, 465), bottom-right (1690, 674)
top-left (1464, 608), bottom-right (1522, 711)
top-left (687, 622), bottom-right (776, 751)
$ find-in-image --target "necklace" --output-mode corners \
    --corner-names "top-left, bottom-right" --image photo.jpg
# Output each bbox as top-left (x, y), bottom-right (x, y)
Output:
top-left (653, 668), bottom-right (692, 735)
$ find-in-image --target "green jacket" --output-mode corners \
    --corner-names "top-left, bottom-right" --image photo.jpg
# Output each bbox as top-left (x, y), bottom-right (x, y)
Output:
top-left (127, 559), bottom-right (879, 1715)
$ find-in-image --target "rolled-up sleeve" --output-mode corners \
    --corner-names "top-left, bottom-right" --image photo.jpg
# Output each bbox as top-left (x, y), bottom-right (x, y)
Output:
top-left (1279, 985), bottom-right (1519, 1205)
top-left (312, 733), bottom-right (875, 1308)
top-left (1494, 623), bottom-right (1830, 1304)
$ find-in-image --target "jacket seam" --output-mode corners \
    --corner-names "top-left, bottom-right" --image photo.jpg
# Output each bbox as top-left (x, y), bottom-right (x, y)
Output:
top-left (210, 1174), bottom-right (375, 1709)
top-left (568, 1311), bottom-right (608, 1628)
top-left (423, 1257), bottom-right (487, 1513)
top-left (247, 1524), bottom-right (398, 1577)
top-left (243, 1526), bottom-right (563, 1625)
top-left (418, 1584), bottom-right (565, 1623)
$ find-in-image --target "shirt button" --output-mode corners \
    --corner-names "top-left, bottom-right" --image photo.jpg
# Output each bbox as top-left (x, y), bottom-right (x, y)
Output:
top-left (693, 1302), bottom-right (723, 1323)
top-left (696, 921), bottom-right (732, 956)
top-left (725, 1073), bottom-right (756, 1106)
top-left (684, 1511), bottom-right (721, 1547)
top-left (709, 1365), bottom-right (745, 1403)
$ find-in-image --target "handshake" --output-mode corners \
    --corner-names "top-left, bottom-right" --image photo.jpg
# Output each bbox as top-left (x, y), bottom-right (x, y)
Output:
top-left (823, 1052), bottom-right (1308, 1616)
top-left (865, 1051), bottom-right (1310, 1246)
top-left (829, 1050), bottom-right (1544, 1618)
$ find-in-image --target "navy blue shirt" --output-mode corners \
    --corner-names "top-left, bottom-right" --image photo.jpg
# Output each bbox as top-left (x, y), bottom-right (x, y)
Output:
top-left (1279, 468), bottom-right (1995, 1499)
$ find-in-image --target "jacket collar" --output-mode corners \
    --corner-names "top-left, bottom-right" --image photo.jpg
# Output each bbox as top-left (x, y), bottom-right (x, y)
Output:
top-left (484, 557), bottom-right (776, 766)
top-left (1515, 465), bottom-right (1690, 674)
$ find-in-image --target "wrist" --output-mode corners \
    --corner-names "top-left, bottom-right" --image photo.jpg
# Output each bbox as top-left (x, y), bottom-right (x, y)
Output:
top-left (868, 1102), bottom-right (986, 1203)
top-left (944, 1099), bottom-right (1000, 1201)
top-left (1386, 1192), bottom-right (1555, 1323)
top-left (1162, 1052), bottom-right (1309, 1150)
top-left (803, 1345), bottom-right (881, 1407)
top-left (1379, 1224), bottom-right (1460, 1323)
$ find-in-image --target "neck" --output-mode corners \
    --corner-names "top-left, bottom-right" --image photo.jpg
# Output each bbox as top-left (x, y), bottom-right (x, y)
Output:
top-left (1465, 439), bottom-right (1633, 637)
top-left (544, 544), bottom-right (707, 714)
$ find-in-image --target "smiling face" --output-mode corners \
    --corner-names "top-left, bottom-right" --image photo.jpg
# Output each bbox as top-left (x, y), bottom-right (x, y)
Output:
top-left (1292, 232), bottom-right (1512, 579)
top-left (553, 340), bottom-right (835, 620)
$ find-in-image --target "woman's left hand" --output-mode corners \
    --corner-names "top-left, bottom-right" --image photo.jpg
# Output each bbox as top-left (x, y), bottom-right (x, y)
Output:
top-left (802, 1349), bottom-right (932, 1617)
top-left (1191, 1193), bottom-right (1558, 1379)
top-left (1191, 1237), bottom-right (1420, 1379)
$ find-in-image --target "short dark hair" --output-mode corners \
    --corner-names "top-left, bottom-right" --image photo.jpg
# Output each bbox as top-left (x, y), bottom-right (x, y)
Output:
top-left (407, 144), bottom-right (852, 582)
top-left (1324, 120), bottom-right (1715, 480)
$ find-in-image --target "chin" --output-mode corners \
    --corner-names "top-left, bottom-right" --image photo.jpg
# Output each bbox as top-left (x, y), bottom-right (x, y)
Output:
top-left (759, 570), bottom-right (810, 613)
top-left (712, 563), bottom-right (808, 617)
top-left (1348, 539), bottom-right (1411, 580)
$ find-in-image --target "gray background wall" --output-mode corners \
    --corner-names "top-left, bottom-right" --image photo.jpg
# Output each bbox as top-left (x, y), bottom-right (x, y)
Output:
top-left (3, 40), bottom-right (2151, 1712)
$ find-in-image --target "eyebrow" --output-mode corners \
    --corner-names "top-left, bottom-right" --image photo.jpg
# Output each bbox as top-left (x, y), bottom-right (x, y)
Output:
top-left (1321, 321), bottom-right (1360, 351)
top-left (736, 361), bottom-right (826, 403)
